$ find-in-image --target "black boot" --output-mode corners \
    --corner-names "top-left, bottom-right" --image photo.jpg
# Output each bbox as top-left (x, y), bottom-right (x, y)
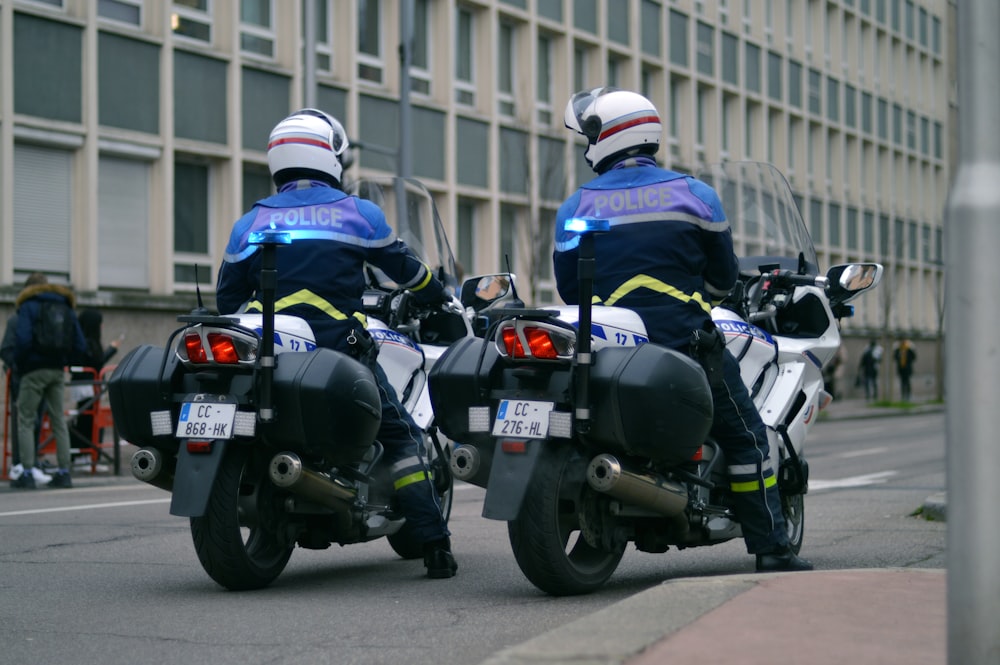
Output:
top-left (423, 538), bottom-right (458, 579)
top-left (755, 546), bottom-right (814, 572)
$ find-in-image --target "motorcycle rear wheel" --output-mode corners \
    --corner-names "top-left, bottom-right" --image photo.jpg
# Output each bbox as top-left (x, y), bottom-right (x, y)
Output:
top-left (782, 492), bottom-right (805, 554)
top-left (508, 443), bottom-right (625, 596)
top-left (190, 446), bottom-right (293, 590)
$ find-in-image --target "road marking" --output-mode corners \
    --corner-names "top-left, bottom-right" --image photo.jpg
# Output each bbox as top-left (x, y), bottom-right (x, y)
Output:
top-left (838, 446), bottom-right (890, 459)
top-left (0, 498), bottom-right (170, 518)
top-left (810, 470), bottom-right (897, 491)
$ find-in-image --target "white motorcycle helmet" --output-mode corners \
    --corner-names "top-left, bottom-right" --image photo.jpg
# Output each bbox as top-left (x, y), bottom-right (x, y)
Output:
top-left (267, 108), bottom-right (350, 187)
top-left (564, 87), bottom-right (661, 173)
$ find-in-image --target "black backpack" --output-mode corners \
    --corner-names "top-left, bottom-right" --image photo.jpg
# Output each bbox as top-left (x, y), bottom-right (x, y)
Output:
top-left (32, 300), bottom-right (76, 359)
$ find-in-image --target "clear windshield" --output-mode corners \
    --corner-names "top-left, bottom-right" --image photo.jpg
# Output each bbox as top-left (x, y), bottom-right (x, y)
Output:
top-left (349, 175), bottom-right (459, 291)
top-left (696, 162), bottom-right (819, 276)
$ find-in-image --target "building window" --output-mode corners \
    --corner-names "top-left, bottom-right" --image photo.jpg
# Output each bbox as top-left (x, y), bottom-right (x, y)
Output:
top-left (767, 51), bottom-right (782, 101)
top-left (358, 0), bottom-right (383, 84)
top-left (303, 0), bottom-right (333, 72)
top-left (240, 0), bottom-right (274, 58)
top-left (722, 32), bottom-right (739, 86)
top-left (99, 156), bottom-right (150, 288)
top-left (173, 159), bottom-right (213, 288)
top-left (536, 33), bottom-right (553, 125)
top-left (499, 204), bottom-right (519, 272)
top-left (99, 0), bottom-right (142, 26)
top-left (498, 21), bottom-right (517, 117)
top-left (455, 6), bottom-right (476, 106)
top-left (826, 77), bottom-right (839, 123)
top-left (13, 143), bottom-right (73, 277)
top-left (573, 44), bottom-right (590, 92)
top-left (640, 0), bottom-right (661, 57)
top-left (172, 0), bottom-right (212, 43)
top-left (696, 22), bottom-right (714, 77)
top-left (808, 68), bottom-right (822, 115)
top-left (456, 198), bottom-right (477, 275)
top-left (410, 0), bottom-right (432, 95)
top-left (669, 10), bottom-right (689, 67)
top-left (745, 43), bottom-right (761, 93)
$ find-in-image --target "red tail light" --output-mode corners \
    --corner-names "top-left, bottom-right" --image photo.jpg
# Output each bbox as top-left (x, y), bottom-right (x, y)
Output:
top-left (498, 322), bottom-right (574, 360)
top-left (523, 327), bottom-right (559, 359)
top-left (184, 332), bottom-right (208, 363)
top-left (207, 333), bottom-right (240, 364)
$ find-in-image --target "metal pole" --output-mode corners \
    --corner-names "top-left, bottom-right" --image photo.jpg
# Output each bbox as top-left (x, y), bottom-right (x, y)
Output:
top-left (303, 0), bottom-right (317, 109)
top-left (945, 1), bottom-right (1000, 663)
top-left (394, 0), bottom-right (414, 234)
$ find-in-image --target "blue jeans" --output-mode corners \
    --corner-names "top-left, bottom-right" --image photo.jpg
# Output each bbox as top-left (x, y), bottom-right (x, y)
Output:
top-left (18, 368), bottom-right (70, 470)
top-left (709, 351), bottom-right (788, 554)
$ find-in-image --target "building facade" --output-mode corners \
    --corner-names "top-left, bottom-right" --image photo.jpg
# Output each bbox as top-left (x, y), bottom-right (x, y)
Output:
top-left (0, 0), bottom-right (952, 392)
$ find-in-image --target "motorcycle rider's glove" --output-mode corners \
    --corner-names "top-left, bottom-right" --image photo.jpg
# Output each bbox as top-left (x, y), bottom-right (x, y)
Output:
top-left (689, 322), bottom-right (727, 390)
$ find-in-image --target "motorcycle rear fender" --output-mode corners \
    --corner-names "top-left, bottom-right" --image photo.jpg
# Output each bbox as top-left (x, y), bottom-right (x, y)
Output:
top-left (481, 438), bottom-right (546, 521)
top-left (169, 439), bottom-right (229, 517)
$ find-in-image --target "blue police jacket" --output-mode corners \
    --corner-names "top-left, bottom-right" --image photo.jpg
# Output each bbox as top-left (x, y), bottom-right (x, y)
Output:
top-left (553, 157), bottom-right (739, 351)
top-left (217, 180), bottom-right (445, 353)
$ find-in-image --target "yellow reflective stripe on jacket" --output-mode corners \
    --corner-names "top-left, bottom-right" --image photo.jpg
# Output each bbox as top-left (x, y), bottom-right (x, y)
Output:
top-left (393, 470), bottom-right (430, 491)
top-left (246, 288), bottom-right (367, 325)
top-left (730, 475), bottom-right (778, 493)
top-left (408, 267), bottom-right (433, 293)
top-left (603, 275), bottom-right (712, 314)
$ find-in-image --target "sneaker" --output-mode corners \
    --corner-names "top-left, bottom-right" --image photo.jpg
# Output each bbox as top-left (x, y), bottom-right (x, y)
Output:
top-left (9, 464), bottom-right (24, 481)
top-left (47, 471), bottom-right (72, 489)
top-left (12, 471), bottom-right (36, 489)
top-left (423, 538), bottom-right (458, 579)
top-left (30, 466), bottom-right (52, 485)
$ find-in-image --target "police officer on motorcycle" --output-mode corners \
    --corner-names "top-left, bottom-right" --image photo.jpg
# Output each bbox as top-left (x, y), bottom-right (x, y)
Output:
top-left (216, 109), bottom-right (457, 579)
top-left (554, 88), bottom-right (812, 573)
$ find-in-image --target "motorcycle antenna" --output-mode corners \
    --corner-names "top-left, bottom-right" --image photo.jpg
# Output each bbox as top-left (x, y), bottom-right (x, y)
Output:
top-left (191, 268), bottom-right (211, 315)
top-left (504, 254), bottom-right (523, 305)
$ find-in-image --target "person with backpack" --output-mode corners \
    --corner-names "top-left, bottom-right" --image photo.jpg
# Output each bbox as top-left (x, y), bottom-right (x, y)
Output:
top-left (11, 272), bottom-right (87, 489)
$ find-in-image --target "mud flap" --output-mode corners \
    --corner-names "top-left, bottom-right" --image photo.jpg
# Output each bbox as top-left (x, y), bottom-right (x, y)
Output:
top-left (482, 439), bottom-right (545, 521)
top-left (169, 440), bottom-right (229, 517)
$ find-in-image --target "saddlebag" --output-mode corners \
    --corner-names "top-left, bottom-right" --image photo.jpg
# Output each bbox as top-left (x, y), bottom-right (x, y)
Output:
top-left (263, 349), bottom-right (381, 465)
top-left (586, 343), bottom-right (714, 465)
top-left (107, 344), bottom-right (182, 450)
top-left (427, 336), bottom-right (502, 446)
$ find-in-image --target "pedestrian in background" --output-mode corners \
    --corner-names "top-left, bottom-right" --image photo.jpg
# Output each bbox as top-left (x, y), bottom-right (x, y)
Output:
top-left (894, 339), bottom-right (916, 402)
top-left (858, 338), bottom-right (882, 401)
top-left (11, 272), bottom-right (87, 489)
top-left (69, 308), bottom-right (121, 449)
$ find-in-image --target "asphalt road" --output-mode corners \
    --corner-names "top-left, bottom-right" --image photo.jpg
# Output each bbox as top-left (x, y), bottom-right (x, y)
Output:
top-left (0, 412), bottom-right (945, 665)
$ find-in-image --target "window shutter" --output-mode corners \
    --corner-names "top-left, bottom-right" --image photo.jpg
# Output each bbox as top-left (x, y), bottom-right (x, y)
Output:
top-left (13, 144), bottom-right (72, 274)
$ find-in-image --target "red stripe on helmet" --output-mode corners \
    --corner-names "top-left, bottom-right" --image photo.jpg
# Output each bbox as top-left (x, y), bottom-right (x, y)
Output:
top-left (267, 136), bottom-right (333, 151)
top-left (598, 114), bottom-right (659, 142)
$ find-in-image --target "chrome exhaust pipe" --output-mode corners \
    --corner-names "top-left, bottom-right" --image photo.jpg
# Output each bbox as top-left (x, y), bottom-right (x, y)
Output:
top-left (269, 452), bottom-right (356, 512)
top-left (449, 445), bottom-right (481, 481)
top-left (130, 447), bottom-right (173, 492)
top-left (586, 453), bottom-right (688, 517)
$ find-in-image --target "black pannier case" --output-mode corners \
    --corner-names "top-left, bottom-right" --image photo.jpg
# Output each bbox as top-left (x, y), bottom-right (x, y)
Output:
top-left (264, 349), bottom-right (381, 464)
top-left (107, 345), bottom-right (182, 449)
top-left (586, 343), bottom-right (713, 464)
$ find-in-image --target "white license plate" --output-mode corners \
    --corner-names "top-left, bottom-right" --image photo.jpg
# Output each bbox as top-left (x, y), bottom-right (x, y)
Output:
top-left (492, 399), bottom-right (554, 438)
top-left (175, 402), bottom-right (237, 439)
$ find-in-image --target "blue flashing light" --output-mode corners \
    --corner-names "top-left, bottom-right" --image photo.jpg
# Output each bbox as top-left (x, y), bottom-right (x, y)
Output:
top-left (564, 217), bottom-right (611, 233)
top-left (248, 230), bottom-right (292, 245)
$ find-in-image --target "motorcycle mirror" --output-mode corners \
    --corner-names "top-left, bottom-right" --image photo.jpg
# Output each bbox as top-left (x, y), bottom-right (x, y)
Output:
top-left (460, 274), bottom-right (511, 311)
top-left (826, 263), bottom-right (884, 304)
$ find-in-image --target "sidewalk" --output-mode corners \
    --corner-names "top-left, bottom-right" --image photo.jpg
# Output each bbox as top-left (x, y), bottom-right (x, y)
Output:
top-left (482, 398), bottom-right (948, 665)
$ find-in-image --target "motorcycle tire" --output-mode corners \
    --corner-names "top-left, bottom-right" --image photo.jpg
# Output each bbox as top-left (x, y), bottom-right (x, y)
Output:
top-left (507, 443), bottom-right (625, 596)
top-left (782, 492), bottom-right (805, 554)
top-left (190, 445), bottom-right (293, 590)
